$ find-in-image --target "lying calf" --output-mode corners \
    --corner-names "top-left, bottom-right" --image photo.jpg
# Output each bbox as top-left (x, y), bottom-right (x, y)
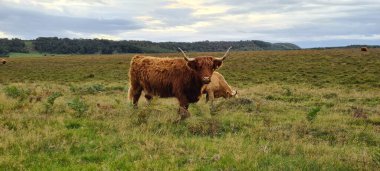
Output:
top-left (202, 72), bottom-right (237, 109)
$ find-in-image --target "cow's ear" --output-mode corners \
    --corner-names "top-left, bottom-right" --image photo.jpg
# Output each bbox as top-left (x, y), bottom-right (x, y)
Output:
top-left (187, 61), bottom-right (197, 70)
top-left (213, 60), bottom-right (223, 70)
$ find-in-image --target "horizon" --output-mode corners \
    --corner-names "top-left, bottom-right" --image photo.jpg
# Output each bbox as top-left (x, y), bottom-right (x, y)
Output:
top-left (1, 0), bottom-right (379, 48)
top-left (4, 37), bottom-right (380, 49)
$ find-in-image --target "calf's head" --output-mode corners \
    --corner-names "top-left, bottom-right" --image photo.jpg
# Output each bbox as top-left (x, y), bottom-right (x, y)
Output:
top-left (221, 85), bottom-right (237, 98)
top-left (179, 47), bottom-right (232, 84)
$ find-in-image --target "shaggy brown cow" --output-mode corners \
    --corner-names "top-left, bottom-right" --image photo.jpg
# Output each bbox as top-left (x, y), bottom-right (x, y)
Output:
top-left (1, 59), bottom-right (6, 64)
top-left (361, 47), bottom-right (368, 51)
top-left (202, 72), bottom-right (237, 109)
top-left (128, 47), bottom-right (232, 120)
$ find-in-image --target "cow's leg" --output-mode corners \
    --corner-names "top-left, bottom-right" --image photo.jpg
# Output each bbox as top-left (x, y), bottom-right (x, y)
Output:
top-left (177, 97), bottom-right (190, 120)
top-left (144, 94), bottom-right (153, 104)
top-left (208, 91), bottom-right (216, 113)
top-left (128, 83), bottom-right (142, 108)
top-left (205, 92), bottom-right (209, 102)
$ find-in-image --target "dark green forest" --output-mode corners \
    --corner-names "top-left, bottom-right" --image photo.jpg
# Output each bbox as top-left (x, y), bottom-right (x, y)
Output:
top-left (0, 37), bottom-right (301, 56)
top-left (0, 38), bottom-right (27, 56)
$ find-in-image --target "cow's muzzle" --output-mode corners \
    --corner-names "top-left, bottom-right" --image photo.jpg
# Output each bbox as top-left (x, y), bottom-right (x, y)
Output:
top-left (232, 90), bottom-right (237, 96)
top-left (232, 90), bottom-right (238, 97)
top-left (202, 77), bottom-right (211, 84)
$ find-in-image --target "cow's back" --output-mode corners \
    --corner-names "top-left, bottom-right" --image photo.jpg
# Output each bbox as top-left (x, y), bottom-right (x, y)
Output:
top-left (129, 55), bottom-right (190, 97)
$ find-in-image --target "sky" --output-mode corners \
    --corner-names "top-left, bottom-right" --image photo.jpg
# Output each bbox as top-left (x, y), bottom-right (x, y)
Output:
top-left (0, 0), bottom-right (379, 48)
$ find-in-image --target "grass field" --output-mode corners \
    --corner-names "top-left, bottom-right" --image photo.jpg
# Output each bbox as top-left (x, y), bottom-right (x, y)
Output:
top-left (0, 49), bottom-right (380, 170)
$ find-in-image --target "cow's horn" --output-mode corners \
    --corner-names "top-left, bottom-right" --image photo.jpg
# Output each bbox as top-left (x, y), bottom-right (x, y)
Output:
top-left (216, 46), bottom-right (232, 61)
top-left (178, 47), bottom-right (195, 62)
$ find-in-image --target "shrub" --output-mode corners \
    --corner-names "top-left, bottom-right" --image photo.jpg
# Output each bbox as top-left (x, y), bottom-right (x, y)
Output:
top-left (4, 121), bottom-right (17, 131)
top-left (47, 92), bottom-right (63, 105)
top-left (65, 122), bottom-right (81, 129)
top-left (43, 92), bottom-right (63, 114)
top-left (69, 84), bottom-right (77, 93)
top-left (306, 107), bottom-right (321, 123)
top-left (106, 86), bottom-right (127, 92)
top-left (86, 84), bottom-right (105, 94)
top-left (69, 84), bottom-right (106, 95)
top-left (68, 97), bottom-right (89, 117)
top-left (3, 86), bottom-right (30, 100)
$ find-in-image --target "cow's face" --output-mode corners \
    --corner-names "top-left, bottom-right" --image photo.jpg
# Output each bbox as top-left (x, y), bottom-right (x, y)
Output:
top-left (179, 46), bottom-right (232, 84)
top-left (187, 57), bottom-right (223, 84)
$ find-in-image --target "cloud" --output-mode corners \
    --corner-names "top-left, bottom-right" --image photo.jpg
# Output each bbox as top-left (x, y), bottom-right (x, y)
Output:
top-left (207, 0), bottom-right (380, 47)
top-left (0, 0), bottom-right (379, 47)
top-left (0, 4), bottom-right (142, 39)
top-left (149, 7), bottom-right (202, 27)
top-left (165, 0), bottom-right (231, 16)
top-left (0, 31), bottom-right (15, 38)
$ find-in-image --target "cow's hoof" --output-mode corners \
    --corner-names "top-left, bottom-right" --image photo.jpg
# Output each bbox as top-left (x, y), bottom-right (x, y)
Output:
top-left (178, 107), bottom-right (190, 120)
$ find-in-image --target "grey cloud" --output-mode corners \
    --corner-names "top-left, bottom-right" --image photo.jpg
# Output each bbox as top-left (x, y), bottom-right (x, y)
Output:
top-left (152, 8), bottom-right (198, 26)
top-left (224, 0), bottom-right (380, 16)
top-left (0, 5), bottom-right (143, 38)
top-left (210, 0), bottom-right (380, 47)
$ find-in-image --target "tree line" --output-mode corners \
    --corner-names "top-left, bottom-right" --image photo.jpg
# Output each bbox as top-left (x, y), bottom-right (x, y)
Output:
top-left (0, 38), bottom-right (27, 56)
top-left (0, 37), bottom-right (301, 56)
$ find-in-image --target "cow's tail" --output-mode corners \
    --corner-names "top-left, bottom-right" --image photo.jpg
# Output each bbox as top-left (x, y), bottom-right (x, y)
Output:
top-left (128, 85), bottom-right (133, 101)
top-left (128, 56), bottom-right (136, 102)
top-left (128, 55), bottom-right (142, 103)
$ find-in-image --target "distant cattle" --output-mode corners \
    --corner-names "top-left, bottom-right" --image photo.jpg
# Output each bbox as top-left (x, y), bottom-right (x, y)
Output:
top-left (1, 59), bottom-right (6, 64)
top-left (128, 47), bottom-right (232, 120)
top-left (361, 47), bottom-right (368, 51)
top-left (202, 72), bottom-right (237, 110)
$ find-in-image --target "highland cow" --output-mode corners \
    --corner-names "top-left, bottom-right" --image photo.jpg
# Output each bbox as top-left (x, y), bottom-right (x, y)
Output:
top-left (128, 47), bottom-right (232, 120)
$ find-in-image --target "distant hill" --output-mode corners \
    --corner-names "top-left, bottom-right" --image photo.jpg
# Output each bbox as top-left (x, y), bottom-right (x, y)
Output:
top-left (0, 37), bottom-right (301, 56)
top-left (272, 43), bottom-right (301, 50)
top-left (307, 45), bottom-right (380, 50)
